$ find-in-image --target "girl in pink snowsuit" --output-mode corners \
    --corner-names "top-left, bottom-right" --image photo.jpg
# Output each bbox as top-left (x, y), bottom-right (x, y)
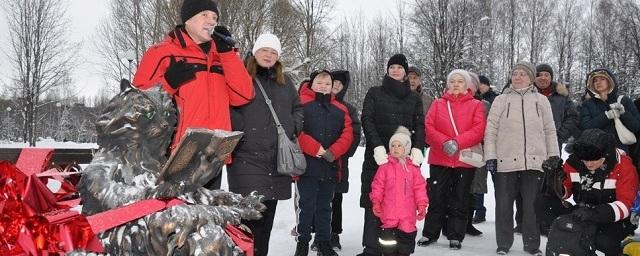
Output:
top-left (370, 126), bottom-right (428, 256)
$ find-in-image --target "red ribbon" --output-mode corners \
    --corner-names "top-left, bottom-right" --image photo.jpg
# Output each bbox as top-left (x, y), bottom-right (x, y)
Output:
top-left (87, 198), bottom-right (184, 234)
top-left (1, 157), bottom-right (244, 255)
top-left (0, 161), bottom-right (103, 255)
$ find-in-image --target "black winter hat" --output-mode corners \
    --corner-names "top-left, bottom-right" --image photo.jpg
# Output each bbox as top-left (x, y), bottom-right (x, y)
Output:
top-left (181, 0), bottom-right (219, 23)
top-left (536, 64), bottom-right (554, 80)
top-left (331, 70), bottom-right (349, 87)
top-left (309, 69), bottom-right (334, 85)
top-left (387, 54), bottom-right (409, 73)
top-left (479, 75), bottom-right (491, 86)
top-left (573, 129), bottom-right (615, 161)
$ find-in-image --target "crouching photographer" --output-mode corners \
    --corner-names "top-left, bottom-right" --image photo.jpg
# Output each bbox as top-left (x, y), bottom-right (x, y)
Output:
top-left (546, 129), bottom-right (638, 256)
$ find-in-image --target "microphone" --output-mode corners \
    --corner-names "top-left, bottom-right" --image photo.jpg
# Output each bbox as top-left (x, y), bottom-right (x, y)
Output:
top-left (209, 26), bottom-right (236, 47)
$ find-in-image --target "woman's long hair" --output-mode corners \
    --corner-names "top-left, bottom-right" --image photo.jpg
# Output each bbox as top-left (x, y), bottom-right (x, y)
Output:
top-left (245, 55), bottom-right (286, 85)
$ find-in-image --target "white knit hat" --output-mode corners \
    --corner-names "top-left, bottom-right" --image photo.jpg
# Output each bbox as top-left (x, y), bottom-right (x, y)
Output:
top-left (389, 126), bottom-right (412, 156)
top-left (252, 33), bottom-right (282, 58)
top-left (447, 69), bottom-right (472, 88)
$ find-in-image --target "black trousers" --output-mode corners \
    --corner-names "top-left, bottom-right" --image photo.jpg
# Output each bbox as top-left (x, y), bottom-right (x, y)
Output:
top-left (362, 206), bottom-right (383, 255)
top-left (380, 228), bottom-right (417, 255)
top-left (242, 200), bottom-right (278, 256)
top-left (494, 170), bottom-right (543, 251)
top-left (332, 193), bottom-right (344, 234)
top-left (422, 165), bottom-right (474, 241)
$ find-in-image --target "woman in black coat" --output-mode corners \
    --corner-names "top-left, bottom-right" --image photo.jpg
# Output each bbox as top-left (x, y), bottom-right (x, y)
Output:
top-left (227, 33), bottom-right (303, 256)
top-left (357, 53), bottom-right (425, 256)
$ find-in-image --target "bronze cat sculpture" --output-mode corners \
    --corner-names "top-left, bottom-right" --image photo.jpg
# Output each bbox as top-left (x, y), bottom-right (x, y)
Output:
top-left (74, 80), bottom-right (264, 256)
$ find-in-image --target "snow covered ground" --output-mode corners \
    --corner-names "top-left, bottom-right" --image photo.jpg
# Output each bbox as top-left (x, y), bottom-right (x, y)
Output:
top-left (0, 138), bottom-right (98, 149)
top-left (218, 146), bottom-right (589, 256)
top-left (3, 140), bottom-right (604, 255)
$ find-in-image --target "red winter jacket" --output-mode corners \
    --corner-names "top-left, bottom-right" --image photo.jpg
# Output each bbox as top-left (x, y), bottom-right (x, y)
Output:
top-left (425, 89), bottom-right (486, 168)
top-left (563, 153), bottom-right (639, 223)
top-left (133, 27), bottom-right (254, 150)
top-left (370, 156), bottom-right (428, 233)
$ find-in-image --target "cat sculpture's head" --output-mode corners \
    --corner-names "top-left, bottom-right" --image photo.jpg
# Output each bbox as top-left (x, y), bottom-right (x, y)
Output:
top-left (95, 80), bottom-right (177, 157)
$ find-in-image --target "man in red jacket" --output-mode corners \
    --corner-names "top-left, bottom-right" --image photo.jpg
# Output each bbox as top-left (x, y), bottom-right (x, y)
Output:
top-left (133, 0), bottom-right (254, 189)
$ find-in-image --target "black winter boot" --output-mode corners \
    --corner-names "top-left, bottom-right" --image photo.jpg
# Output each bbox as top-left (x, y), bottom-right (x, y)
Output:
top-left (317, 241), bottom-right (338, 256)
top-left (294, 241), bottom-right (309, 256)
top-left (466, 224), bottom-right (483, 236)
top-left (330, 233), bottom-right (341, 251)
top-left (466, 210), bottom-right (482, 236)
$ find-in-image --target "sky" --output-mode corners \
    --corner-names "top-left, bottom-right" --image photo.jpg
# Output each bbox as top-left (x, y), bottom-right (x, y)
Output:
top-left (0, 0), bottom-right (399, 99)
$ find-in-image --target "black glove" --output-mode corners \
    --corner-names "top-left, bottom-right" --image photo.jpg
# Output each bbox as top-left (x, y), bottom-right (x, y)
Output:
top-left (165, 56), bottom-right (198, 89)
top-left (573, 207), bottom-right (597, 222)
top-left (542, 156), bottom-right (563, 173)
top-left (211, 26), bottom-right (234, 53)
top-left (322, 150), bottom-right (335, 162)
top-left (486, 159), bottom-right (497, 175)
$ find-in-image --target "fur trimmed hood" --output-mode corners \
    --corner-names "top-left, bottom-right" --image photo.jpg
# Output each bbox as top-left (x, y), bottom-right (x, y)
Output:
top-left (554, 81), bottom-right (569, 97)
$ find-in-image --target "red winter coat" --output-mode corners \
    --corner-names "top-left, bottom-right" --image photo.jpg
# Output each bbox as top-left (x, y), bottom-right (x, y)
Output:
top-left (563, 153), bottom-right (639, 223)
top-left (370, 156), bottom-right (428, 233)
top-left (133, 27), bottom-right (254, 150)
top-left (425, 89), bottom-right (486, 168)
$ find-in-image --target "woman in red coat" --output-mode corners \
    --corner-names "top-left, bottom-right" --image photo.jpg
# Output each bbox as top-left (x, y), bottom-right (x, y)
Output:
top-left (419, 69), bottom-right (486, 250)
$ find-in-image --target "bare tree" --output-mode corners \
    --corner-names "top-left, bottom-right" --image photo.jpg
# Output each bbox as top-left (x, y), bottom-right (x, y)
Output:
top-left (394, 0), bottom-right (407, 53)
top-left (4, 0), bottom-right (77, 146)
top-left (95, 0), bottom-right (176, 92)
top-left (508, 0), bottom-right (516, 70)
top-left (218, 0), bottom-right (270, 53)
top-left (553, 0), bottom-right (581, 86)
top-left (269, 0), bottom-right (302, 65)
top-left (291, 0), bottom-right (334, 73)
top-left (411, 0), bottom-right (476, 91)
top-left (526, 0), bottom-right (553, 63)
top-left (331, 15), bottom-right (379, 110)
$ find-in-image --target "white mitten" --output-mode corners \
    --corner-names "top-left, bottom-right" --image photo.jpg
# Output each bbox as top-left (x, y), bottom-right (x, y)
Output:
top-left (410, 148), bottom-right (424, 166)
top-left (373, 146), bottom-right (389, 165)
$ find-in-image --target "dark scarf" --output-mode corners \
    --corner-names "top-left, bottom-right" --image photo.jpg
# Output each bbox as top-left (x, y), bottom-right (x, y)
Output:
top-left (314, 92), bottom-right (332, 109)
top-left (382, 75), bottom-right (411, 99)
top-left (256, 66), bottom-right (276, 80)
top-left (566, 153), bottom-right (616, 196)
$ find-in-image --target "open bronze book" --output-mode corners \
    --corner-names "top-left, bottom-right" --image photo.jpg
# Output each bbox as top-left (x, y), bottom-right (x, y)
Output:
top-left (158, 128), bottom-right (243, 184)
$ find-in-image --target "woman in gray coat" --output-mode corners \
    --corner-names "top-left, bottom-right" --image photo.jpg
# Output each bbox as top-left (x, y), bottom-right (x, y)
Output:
top-left (483, 61), bottom-right (560, 256)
